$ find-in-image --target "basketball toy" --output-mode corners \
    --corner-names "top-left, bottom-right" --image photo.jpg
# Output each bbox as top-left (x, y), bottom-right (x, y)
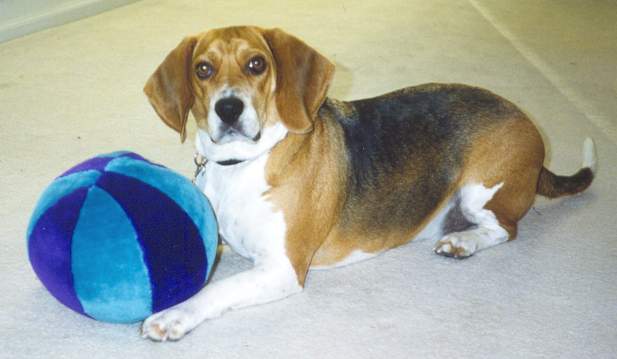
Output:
top-left (27, 151), bottom-right (218, 323)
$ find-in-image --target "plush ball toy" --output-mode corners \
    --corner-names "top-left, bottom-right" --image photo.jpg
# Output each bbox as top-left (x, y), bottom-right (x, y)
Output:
top-left (27, 151), bottom-right (218, 323)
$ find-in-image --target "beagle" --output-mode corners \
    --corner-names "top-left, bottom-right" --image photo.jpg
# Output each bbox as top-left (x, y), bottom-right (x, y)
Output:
top-left (141, 26), bottom-right (596, 341)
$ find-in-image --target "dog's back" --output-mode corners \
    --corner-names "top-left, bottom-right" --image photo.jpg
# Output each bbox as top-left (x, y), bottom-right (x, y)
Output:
top-left (322, 83), bottom-right (525, 232)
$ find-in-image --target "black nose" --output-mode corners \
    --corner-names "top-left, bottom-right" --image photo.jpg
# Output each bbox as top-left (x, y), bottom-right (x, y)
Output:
top-left (215, 97), bottom-right (244, 125)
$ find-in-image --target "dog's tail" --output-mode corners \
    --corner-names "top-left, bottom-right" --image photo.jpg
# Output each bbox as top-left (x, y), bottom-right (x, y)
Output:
top-left (536, 138), bottom-right (597, 198)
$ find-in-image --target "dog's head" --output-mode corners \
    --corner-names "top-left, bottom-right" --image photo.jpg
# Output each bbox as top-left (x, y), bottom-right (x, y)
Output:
top-left (144, 26), bottom-right (334, 162)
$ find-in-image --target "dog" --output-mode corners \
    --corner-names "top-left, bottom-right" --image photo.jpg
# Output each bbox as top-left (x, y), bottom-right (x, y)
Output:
top-left (141, 26), bottom-right (596, 341)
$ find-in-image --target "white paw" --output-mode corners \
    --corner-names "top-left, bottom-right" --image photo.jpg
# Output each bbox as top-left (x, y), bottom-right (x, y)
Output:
top-left (141, 307), bottom-right (197, 342)
top-left (434, 233), bottom-right (477, 258)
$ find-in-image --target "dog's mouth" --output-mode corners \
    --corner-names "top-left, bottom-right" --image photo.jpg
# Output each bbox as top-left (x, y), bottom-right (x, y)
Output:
top-left (210, 125), bottom-right (262, 145)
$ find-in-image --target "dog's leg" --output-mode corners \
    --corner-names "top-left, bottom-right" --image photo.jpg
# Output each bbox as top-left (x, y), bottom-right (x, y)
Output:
top-left (434, 182), bottom-right (512, 258)
top-left (141, 258), bottom-right (301, 341)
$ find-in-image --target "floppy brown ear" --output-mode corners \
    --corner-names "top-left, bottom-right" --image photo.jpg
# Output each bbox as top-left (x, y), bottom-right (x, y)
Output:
top-left (144, 36), bottom-right (197, 142)
top-left (262, 28), bottom-right (335, 134)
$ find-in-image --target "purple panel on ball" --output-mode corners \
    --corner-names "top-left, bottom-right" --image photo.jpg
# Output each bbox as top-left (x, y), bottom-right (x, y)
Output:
top-left (28, 187), bottom-right (89, 316)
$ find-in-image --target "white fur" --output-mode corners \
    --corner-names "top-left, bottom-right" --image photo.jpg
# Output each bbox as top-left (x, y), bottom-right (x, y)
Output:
top-left (201, 155), bottom-right (284, 260)
top-left (141, 147), bottom-right (301, 341)
top-left (197, 122), bottom-right (288, 163)
top-left (582, 137), bottom-right (597, 174)
top-left (434, 182), bottom-right (509, 258)
top-left (310, 250), bottom-right (379, 270)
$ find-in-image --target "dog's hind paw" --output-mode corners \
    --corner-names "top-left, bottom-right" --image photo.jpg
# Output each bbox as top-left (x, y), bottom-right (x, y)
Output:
top-left (433, 234), bottom-right (476, 258)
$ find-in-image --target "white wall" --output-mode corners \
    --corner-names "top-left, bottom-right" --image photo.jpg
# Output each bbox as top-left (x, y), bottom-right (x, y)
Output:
top-left (0, 0), bottom-right (140, 43)
top-left (1, 1), bottom-right (70, 24)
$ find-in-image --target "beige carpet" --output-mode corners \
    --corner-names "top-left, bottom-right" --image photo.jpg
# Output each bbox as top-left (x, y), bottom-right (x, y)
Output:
top-left (1, 0), bottom-right (616, 358)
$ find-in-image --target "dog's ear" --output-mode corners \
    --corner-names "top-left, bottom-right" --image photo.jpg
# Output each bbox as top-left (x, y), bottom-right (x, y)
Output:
top-left (144, 36), bottom-right (197, 142)
top-left (262, 28), bottom-right (335, 134)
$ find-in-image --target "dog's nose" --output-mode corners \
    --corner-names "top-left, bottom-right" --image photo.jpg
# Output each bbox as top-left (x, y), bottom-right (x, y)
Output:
top-left (215, 97), bottom-right (244, 125)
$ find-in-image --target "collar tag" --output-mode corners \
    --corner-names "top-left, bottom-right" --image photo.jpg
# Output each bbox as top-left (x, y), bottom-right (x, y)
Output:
top-left (193, 153), bottom-right (207, 183)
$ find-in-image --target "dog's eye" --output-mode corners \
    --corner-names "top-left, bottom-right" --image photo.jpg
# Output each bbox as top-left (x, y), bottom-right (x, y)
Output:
top-left (195, 62), bottom-right (214, 80)
top-left (247, 56), bottom-right (266, 75)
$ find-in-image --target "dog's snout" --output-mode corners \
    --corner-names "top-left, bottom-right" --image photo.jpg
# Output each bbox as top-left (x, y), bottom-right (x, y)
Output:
top-left (215, 97), bottom-right (244, 125)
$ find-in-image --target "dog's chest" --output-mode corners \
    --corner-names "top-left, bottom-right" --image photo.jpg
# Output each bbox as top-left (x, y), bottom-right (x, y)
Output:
top-left (197, 154), bottom-right (286, 260)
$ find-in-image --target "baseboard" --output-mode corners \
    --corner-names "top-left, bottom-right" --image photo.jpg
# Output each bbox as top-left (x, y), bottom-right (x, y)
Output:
top-left (0, 0), bottom-right (141, 43)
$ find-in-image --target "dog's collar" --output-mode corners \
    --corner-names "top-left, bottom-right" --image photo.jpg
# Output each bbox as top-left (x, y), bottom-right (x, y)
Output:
top-left (216, 159), bottom-right (245, 166)
top-left (193, 153), bottom-right (247, 182)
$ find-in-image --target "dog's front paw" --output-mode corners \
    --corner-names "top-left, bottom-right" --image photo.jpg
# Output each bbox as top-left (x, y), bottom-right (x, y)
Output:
top-left (434, 233), bottom-right (476, 258)
top-left (141, 307), bottom-right (197, 342)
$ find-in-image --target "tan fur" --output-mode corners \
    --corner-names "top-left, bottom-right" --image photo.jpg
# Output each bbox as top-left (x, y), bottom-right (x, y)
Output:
top-left (460, 116), bottom-right (545, 238)
top-left (144, 36), bottom-right (197, 141)
top-left (262, 28), bottom-right (335, 133)
top-left (311, 189), bottom-right (459, 266)
top-left (265, 119), bottom-right (347, 284)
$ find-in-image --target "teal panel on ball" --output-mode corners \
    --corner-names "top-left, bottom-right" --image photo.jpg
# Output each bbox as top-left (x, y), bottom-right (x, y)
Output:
top-left (27, 170), bottom-right (101, 240)
top-left (105, 156), bottom-right (218, 276)
top-left (71, 186), bottom-right (152, 323)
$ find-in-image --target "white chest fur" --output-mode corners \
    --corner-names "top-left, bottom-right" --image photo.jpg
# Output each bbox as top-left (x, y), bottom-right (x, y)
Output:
top-left (196, 153), bottom-right (287, 262)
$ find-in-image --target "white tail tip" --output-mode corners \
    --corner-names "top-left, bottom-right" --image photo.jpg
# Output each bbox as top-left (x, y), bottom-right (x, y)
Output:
top-left (582, 137), bottom-right (597, 174)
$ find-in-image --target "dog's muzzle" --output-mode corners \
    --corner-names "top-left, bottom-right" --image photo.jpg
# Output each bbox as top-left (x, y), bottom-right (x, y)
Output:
top-left (210, 95), bottom-right (261, 143)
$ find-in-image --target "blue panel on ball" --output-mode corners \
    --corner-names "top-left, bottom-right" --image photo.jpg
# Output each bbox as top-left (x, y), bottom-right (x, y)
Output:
top-left (27, 170), bottom-right (101, 239)
top-left (96, 172), bottom-right (208, 313)
top-left (97, 151), bottom-right (163, 167)
top-left (60, 157), bottom-right (116, 178)
top-left (60, 152), bottom-right (156, 178)
top-left (28, 188), bottom-right (89, 316)
top-left (105, 156), bottom-right (218, 276)
top-left (95, 151), bottom-right (133, 158)
top-left (71, 186), bottom-right (152, 323)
